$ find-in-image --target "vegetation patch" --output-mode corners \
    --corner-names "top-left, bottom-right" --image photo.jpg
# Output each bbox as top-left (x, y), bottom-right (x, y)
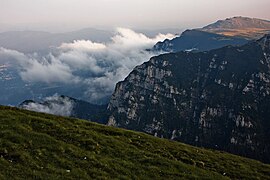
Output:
top-left (0, 106), bottom-right (269, 179)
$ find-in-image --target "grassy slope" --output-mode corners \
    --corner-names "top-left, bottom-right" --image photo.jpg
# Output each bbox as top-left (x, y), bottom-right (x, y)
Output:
top-left (0, 106), bottom-right (269, 179)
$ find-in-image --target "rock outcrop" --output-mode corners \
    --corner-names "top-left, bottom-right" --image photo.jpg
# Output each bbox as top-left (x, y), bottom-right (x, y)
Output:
top-left (108, 34), bottom-right (270, 163)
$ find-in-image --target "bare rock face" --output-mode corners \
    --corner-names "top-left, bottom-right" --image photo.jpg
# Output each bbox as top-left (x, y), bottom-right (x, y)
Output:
top-left (108, 34), bottom-right (270, 163)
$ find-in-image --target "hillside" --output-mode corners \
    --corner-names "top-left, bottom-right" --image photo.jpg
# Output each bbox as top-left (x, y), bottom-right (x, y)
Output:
top-left (201, 16), bottom-right (270, 39)
top-left (0, 106), bottom-right (270, 179)
top-left (108, 34), bottom-right (270, 163)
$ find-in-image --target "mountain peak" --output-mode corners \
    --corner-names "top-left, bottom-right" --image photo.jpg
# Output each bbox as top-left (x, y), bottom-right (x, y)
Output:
top-left (203, 16), bottom-right (270, 30)
top-left (201, 17), bottom-right (270, 39)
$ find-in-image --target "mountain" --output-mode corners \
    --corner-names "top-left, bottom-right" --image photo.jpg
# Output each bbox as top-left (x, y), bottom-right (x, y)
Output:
top-left (19, 95), bottom-right (108, 124)
top-left (108, 34), bottom-right (270, 163)
top-left (153, 29), bottom-right (247, 52)
top-left (153, 17), bottom-right (270, 53)
top-left (200, 16), bottom-right (270, 39)
top-left (0, 106), bottom-right (270, 179)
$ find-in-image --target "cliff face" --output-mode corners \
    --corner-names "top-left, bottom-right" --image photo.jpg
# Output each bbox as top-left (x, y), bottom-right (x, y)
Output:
top-left (108, 35), bottom-right (270, 163)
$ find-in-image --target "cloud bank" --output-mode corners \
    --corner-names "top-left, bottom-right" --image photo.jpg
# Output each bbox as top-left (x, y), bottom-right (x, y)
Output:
top-left (20, 95), bottom-right (74, 116)
top-left (0, 28), bottom-right (174, 103)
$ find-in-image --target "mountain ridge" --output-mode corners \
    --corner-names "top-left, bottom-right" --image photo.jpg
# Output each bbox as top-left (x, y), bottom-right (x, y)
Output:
top-left (203, 17), bottom-right (270, 29)
top-left (153, 17), bottom-right (270, 53)
top-left (153, 29), bottom-right (247, 52)
top-left (200, 16), bottom-right (270, 39)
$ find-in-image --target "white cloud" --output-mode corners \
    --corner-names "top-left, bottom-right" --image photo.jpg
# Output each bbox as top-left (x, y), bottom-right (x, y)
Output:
top-left (0, 28), bottom-right (174, 103)
top-left (111, 28), bottom-right (175, 51)
top-left (21, 94), bottom-right (74, 116)
top-left (60, 40), bottom-right (106, 52)
top-left (20, 55), bottom-right (78, 84)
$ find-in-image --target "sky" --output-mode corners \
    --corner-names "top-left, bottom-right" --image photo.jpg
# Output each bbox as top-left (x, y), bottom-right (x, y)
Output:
top-left (1, 0), bottom-right (270, 32)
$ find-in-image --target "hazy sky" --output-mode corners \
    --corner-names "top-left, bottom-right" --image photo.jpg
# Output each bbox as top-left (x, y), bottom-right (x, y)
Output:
top-left (1, 0), bottom-right (270, 31)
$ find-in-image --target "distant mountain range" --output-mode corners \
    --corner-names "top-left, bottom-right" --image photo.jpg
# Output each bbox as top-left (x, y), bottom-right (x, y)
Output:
top-left (108, 34), bottom-right (270, 163)
top-left (0, 28), bottom-right (113, 54)
top-left (153, 17), bottom-right (270, 53)
top-left (0, 28), bottom-right (181, 54)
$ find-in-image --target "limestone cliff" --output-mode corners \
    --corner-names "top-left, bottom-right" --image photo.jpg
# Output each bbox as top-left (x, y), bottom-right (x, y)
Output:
top-left (108, 34), bottom-right (270, 163)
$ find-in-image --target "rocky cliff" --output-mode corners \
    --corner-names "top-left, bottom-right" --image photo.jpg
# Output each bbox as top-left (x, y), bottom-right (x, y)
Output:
top-left (108, 34), bottom-right (270, 163)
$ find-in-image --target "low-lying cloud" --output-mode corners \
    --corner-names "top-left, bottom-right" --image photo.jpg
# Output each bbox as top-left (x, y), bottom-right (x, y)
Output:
top-left (20, 95), bottom-right (74, 116)
top-left (0, 28), bottom-right (174, 103)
